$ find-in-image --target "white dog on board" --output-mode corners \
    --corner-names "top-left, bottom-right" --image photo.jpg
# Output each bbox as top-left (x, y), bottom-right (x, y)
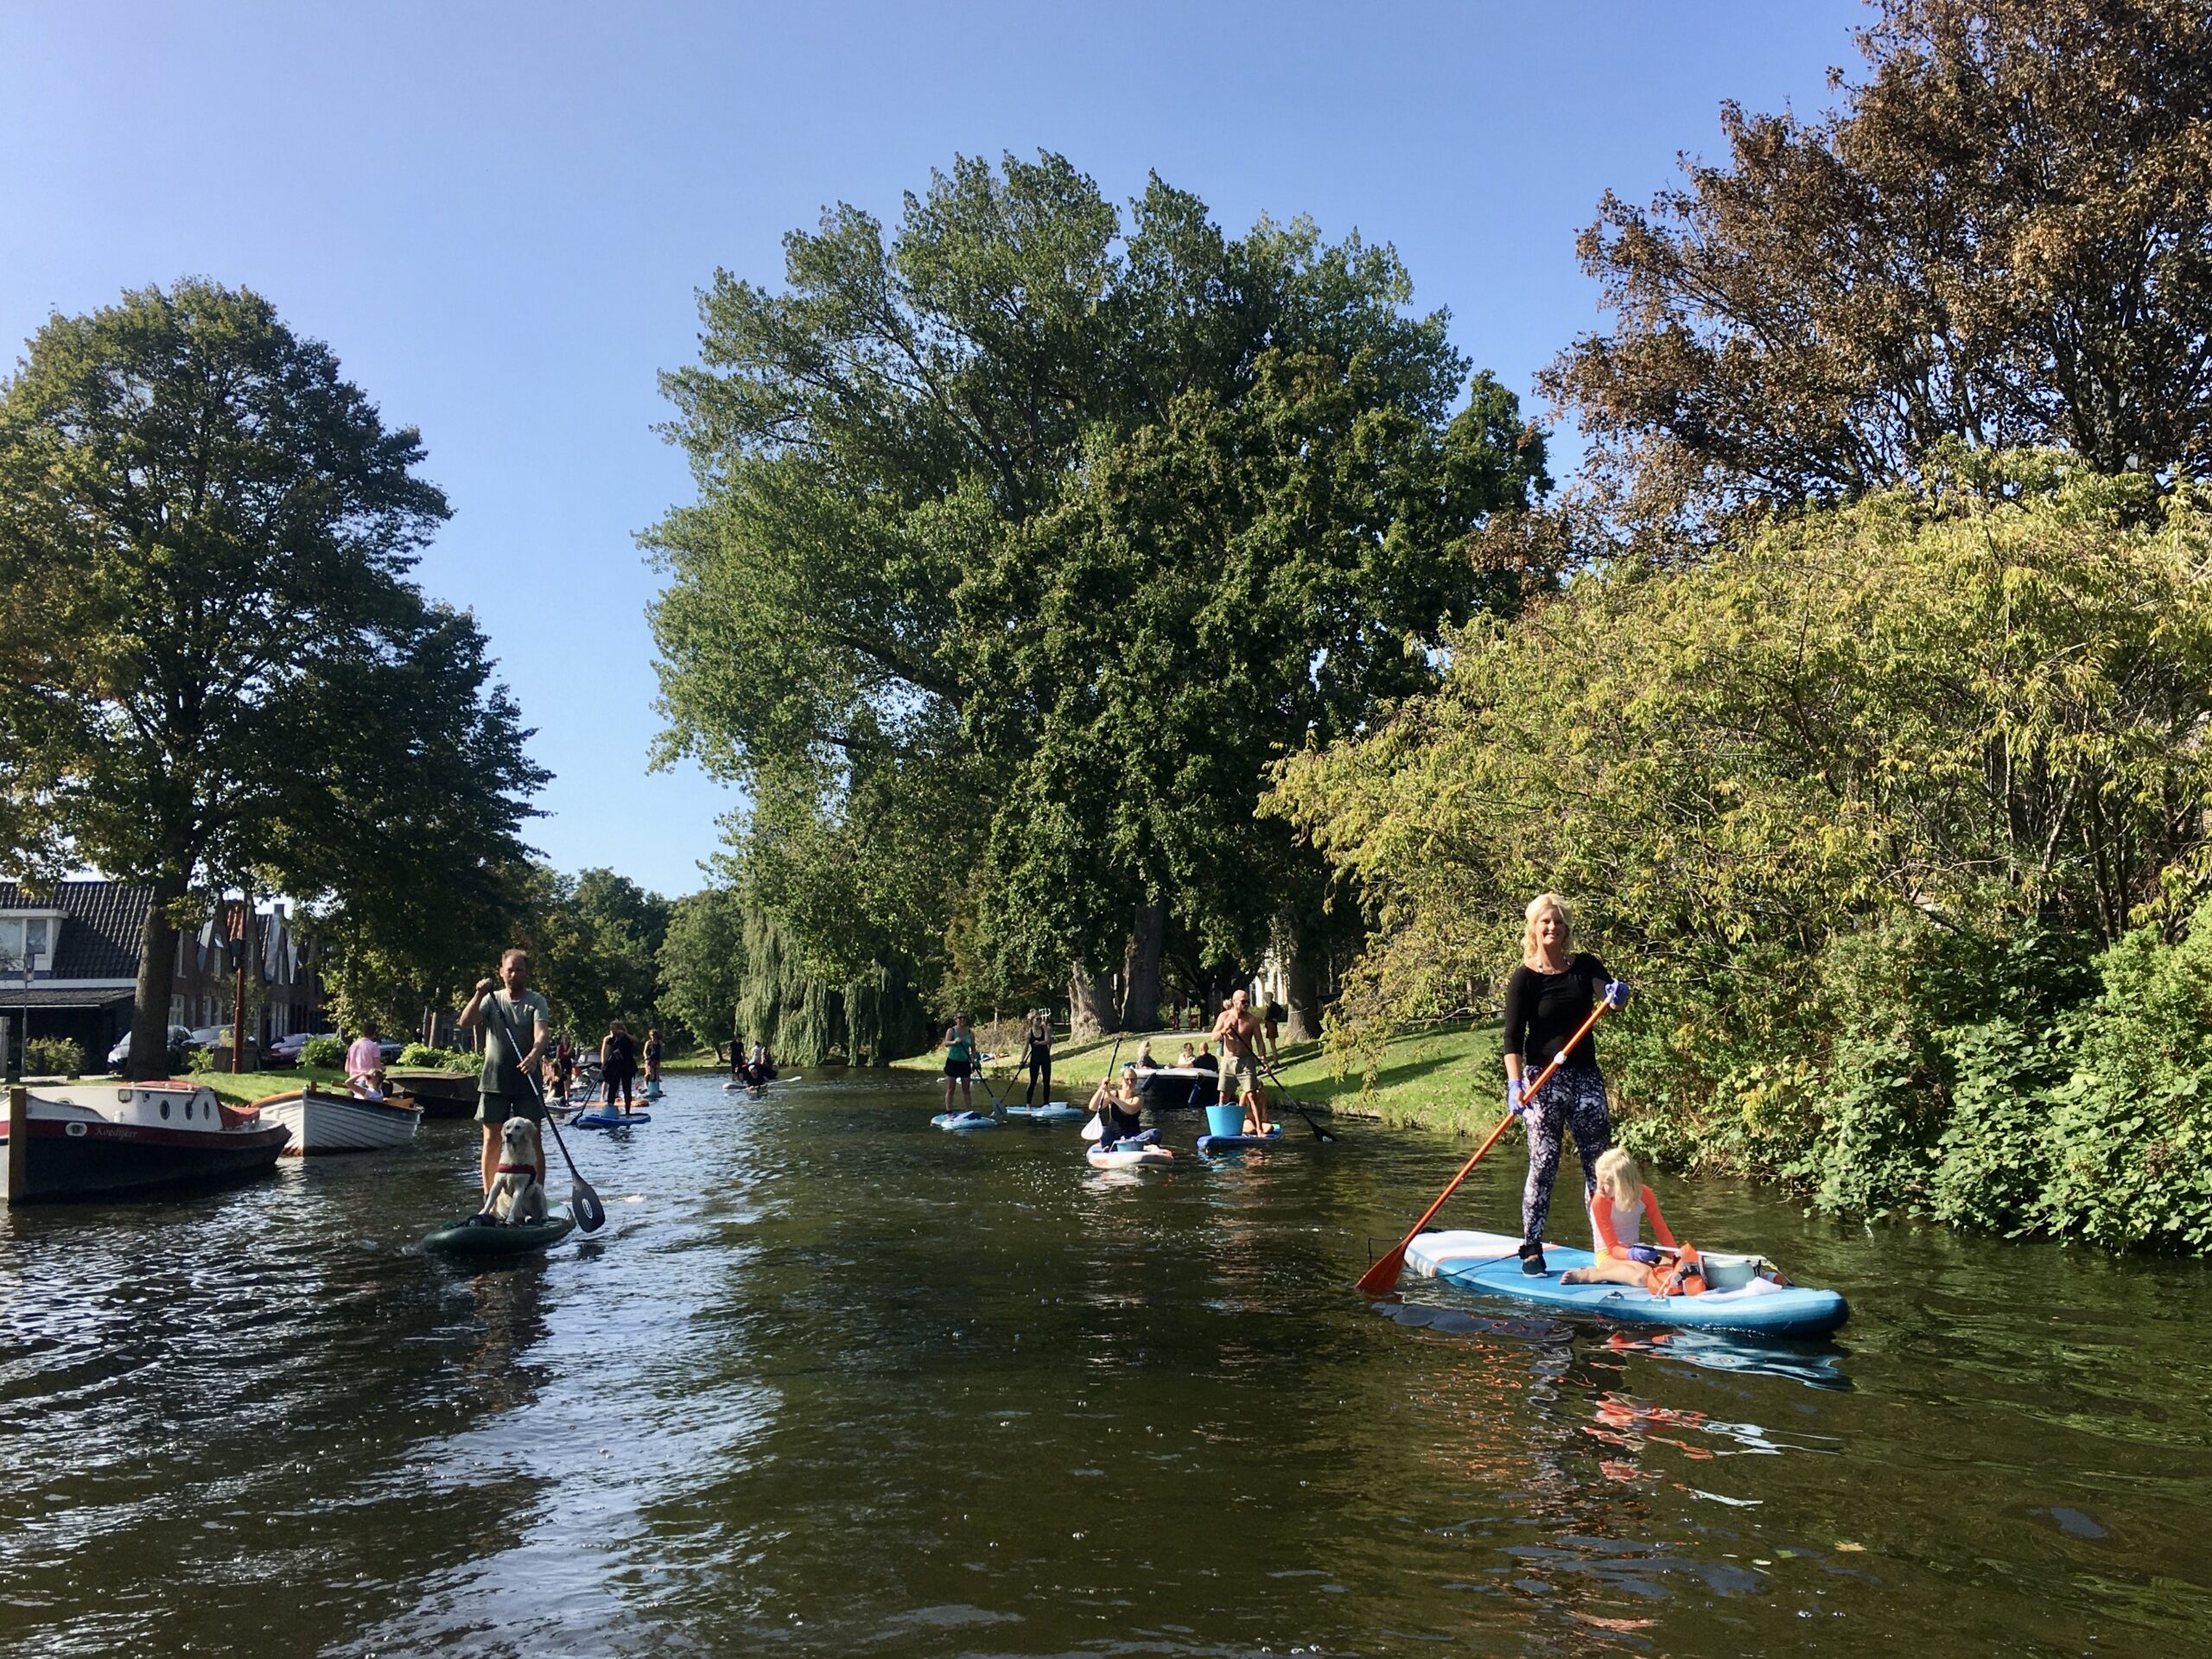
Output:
top-left (483, 1116), bottom-right (548, 1225)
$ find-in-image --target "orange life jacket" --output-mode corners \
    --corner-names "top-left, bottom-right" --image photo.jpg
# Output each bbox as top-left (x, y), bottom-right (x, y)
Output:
top-left (1647, 1241), bottom-right (1707, 1297)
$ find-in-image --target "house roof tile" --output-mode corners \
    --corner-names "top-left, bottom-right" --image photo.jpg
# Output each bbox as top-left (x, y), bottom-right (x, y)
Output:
top-left (0, 880), bottom-right (151, 981)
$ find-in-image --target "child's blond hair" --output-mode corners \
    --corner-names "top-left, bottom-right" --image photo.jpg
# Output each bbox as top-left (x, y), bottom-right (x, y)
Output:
top-left (1593, 1147), bottom-right (1643, 1206)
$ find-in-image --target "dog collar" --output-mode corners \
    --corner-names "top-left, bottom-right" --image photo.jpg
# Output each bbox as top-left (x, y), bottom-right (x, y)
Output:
top-left (494, 1163), bottom-right (536, 1174)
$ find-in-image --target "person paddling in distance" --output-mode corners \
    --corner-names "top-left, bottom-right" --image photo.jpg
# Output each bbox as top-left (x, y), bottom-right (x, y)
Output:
top-left (940, 1011), bottom-right (978, 1115)
top-left (459, 949), bottom-right (551, 1198)
top-left (642, 1027), bottom-right (663, 1091)
top-left (1022, 1008), bottom-right (1052, 1107)
top-left (1560, 1149), bottom-right (1678, 1287)
top-left (601, 1020), bottom-right (639, 1115)
top-left (1503, 893), bottom-right (1630, 1275)
top-left (1212, 988), bottom-right (1268, 1136)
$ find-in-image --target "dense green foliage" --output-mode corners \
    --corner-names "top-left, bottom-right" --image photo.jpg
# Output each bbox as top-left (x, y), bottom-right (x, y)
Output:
top-left (511, 866), bottom-right (672, 1042)
top-left (729, 886), bottom-right (931, 1065)
top-left (1543, 0), bottom-right (2212, 548)
top-left (0, 280), bottom-right (543, 1076)
top-left (24, 1036), bottom-right (86, 1077)
top-left (1273, 461), bottom-right (2212, 1249)
top-left (396, 1043), bottom-right (467, 1070)
top-left (656, 888), bottom-right (747, 1051)
top-left (300, 1035), bottom-right (346, 1071)
top-left (648, 152), bottom-right (1545, 1031)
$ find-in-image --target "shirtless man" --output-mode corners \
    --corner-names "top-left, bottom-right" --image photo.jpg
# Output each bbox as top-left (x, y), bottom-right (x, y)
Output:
top-left (1212, 988), bottom-right (1267, 1135)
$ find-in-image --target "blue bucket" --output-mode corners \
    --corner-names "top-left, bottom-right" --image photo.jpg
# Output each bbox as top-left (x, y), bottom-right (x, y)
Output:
top-left (1205, 1104), bottom-right (1244, 1138)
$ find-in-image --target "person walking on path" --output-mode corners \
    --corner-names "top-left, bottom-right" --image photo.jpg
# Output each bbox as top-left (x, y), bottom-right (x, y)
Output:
top-left (1022, 1009), bottom-right (1053, 1106)
top-left (459, 949), bottom-right (550, 1196)
top-left (1502, 893), bottom-right (1630, 1276)
top-left (601, 1021), bottom-right (639, 1114)
top-left (1212, 988), bottom-right (1267, 1135)
top-left (940, 1012), bottom-right (977, 1115)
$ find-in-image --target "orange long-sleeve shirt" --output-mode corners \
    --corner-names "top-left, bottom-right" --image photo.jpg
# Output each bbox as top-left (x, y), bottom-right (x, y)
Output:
top-left (1592, 1185), bottom-right (1677, 1260)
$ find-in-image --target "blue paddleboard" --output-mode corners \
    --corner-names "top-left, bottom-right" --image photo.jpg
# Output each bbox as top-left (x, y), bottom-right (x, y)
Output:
top-left (1198, 1126), bottom-right (1284, 1153)
top-left (1002, 1103), bottom-right (1087, 1122)
top-left (932, 1110), bottom-right (997, 1131)
top-left (573, 1108), bottom-right (650, 1129)
top-left (1404, 1230), bottom-right (1847, 1337)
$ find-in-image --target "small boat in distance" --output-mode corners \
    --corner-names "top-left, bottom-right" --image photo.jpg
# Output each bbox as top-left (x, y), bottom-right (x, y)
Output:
top-left (252, 1083), bottom-right (422, 1154)
top-left (3, 1083), bottom-right (291, 1203)
top-left (384, 1068), bottom-right (476, 1119)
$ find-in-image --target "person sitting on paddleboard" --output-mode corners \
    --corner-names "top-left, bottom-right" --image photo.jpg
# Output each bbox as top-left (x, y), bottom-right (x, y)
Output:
top-left (1091, 1065), bottom-right (1154, 1148)
top-left (601, 1021), bottom-right (639, 1115)
top-left (1559, 1149), bottom-right (1702, 1294)
top-left (1022, 1008), bottom-right (1052, 1106)
top-left (1503, 893), bottom-right (1630, 1276)
top-left (940, 1012), bottom-right (976, 1114)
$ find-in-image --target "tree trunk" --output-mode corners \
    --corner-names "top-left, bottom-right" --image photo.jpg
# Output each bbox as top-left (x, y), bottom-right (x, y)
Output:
top-left (1068, 961), bottom-right (1118, 1040)
top-left (1282, 937), bottom-right (1322, 1043)
top-left (129, 871), bottom-right (188, 1082)
top-left (1120, 897), bottom-right (1168, 1032)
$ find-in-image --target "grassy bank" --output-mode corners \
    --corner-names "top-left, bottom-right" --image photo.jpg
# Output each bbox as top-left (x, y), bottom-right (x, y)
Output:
top-left (892, 1019), bottom-right (1507, 1135)
top-left (183, 1066), bottom-right (359, 1104)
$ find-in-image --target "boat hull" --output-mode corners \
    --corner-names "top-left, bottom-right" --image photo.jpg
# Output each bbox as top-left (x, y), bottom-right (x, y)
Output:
top-left (255, 1086), bottom-right (422, 1154)
top-left (385, 1070), bottom-right (478, 1119)
top-left (4, 1086), bottom-right (289, 1203)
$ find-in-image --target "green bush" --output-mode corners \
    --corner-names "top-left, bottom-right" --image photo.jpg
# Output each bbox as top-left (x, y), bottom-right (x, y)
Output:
top-left (300, 1035), bottom-right (346, 1070)
top-left (23, 1036), bottom-right (86, 1076)
top-left (397, 1043), bottom-right (468, 1070)
top-left (184, 1046), bottom-right (215, 1072)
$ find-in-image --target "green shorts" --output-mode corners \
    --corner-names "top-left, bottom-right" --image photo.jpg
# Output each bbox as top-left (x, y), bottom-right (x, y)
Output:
top-left (476, 1090), bottom-right (545, 1126)
top-left (1221, 1054), bottom-right (1262, 1098)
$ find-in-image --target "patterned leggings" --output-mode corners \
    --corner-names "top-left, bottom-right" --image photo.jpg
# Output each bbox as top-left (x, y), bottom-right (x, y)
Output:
top-left (1522, 1066), bottom-right (1612, 1244)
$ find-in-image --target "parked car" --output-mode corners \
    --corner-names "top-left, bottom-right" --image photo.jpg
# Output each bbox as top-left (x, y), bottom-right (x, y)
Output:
top-left (266, 1030), bottom-right (337, 1066)
top-left (106, 1026), bottom-right (195, 1072)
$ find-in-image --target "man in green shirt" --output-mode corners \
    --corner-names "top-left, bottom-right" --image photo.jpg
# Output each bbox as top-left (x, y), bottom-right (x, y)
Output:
top-left (459, 948), bottom-right (552, 1196)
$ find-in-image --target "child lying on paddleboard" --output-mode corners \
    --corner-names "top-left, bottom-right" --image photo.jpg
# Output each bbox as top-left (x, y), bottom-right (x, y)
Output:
top-left (1561, 1148), bottom-right (1705, 1295)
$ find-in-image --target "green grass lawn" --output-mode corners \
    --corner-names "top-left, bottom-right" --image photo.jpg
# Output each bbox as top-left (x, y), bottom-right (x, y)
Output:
top-left (893, 1018), bottom-right (1508, 1137)
top-left (184, 1066), bottom-right (353, 1104)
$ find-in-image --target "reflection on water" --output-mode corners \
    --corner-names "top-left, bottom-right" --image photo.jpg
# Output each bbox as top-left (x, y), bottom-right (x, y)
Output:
top-left (0, 1071), bottom-right (2207, 1656)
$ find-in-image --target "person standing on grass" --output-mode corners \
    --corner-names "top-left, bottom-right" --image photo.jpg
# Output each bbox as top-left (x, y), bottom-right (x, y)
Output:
top-left (459, 950), bottom-right (550, 1197)
top-left (1212, 988), bottom-right (1267, 1135)
top-left (1502, 893), bottom-right (1630, 1277)
top-left (1023, 1008), bottom-right (1052, 1106)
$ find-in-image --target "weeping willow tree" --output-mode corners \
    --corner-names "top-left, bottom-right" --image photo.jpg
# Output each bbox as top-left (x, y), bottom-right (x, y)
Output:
top-left (731, 889), bottom-right (931, 1065)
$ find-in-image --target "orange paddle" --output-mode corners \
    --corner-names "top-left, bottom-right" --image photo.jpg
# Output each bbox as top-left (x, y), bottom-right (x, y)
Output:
top-left (1353, 997), bottom-right (1613, 1296)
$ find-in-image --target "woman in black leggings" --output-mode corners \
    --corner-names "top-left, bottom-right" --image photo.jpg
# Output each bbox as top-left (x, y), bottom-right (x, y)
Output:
top-left (1023, 1009), bottom-right (1052, 1105)
top-left (1502, 893), bottom-right (1629, 1275)
top-left (601, 1021), bottom-right (639, 1114)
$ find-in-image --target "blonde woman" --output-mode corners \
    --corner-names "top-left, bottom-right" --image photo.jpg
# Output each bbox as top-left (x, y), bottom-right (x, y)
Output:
top-left (1503, 893), bottom-right (1630, 1275)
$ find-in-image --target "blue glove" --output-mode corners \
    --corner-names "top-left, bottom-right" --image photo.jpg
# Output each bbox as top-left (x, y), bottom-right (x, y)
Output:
top-left (1604, 979), bottom-right (1630, 1008)
top-left (1506, 1078), bottom-right (1527, 1116)
top-left (1624, 1243), bottom-right (1662, 1264)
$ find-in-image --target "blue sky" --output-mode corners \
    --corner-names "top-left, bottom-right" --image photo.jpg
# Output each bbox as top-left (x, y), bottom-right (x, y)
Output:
top-left (1, 1), bottom-right (1864, 896)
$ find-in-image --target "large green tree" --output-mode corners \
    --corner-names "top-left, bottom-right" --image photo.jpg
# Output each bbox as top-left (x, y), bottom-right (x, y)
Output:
top-left (1542, 0), bottom-right (2212, 546)
top-left (650, 154), bottom-right (1547, 1034)
top-left (657, 887), bottom-right (747, 1052)
top-left (0, 281), bottom-right (543, 1075)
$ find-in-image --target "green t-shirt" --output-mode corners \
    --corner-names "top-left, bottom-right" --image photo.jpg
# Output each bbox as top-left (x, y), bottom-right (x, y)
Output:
top-left (479, 989), bottom-right (551, 1098)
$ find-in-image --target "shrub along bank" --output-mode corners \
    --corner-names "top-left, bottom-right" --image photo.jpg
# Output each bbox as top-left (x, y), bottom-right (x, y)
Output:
top-left (1270, 461), bottom-right (2212, 1253)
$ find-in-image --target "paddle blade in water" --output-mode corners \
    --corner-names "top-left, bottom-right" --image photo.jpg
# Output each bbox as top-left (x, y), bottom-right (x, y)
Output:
top-left (572, 1179), bottom-right (607, 1233)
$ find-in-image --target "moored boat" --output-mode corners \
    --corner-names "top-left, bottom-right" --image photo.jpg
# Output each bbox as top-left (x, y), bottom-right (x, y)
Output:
top-left (252, 1084), bottom-right (422, 1154)
top-left (3, 1083), bottom-right (291, 1204)
top-left (385, 1068), bottom-right (477, 1119)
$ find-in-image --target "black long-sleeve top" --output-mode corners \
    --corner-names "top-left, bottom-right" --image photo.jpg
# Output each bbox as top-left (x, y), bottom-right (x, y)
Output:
top-left (1503, 952), bottom-right (1611, 1072)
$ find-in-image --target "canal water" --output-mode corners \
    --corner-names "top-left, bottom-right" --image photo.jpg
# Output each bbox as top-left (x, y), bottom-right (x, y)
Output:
top-left (1, 1071), bottom-right (2206, 1657)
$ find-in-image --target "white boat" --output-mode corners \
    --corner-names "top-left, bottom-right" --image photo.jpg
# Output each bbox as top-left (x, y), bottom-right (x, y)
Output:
top-left (4, 1083), bottom-right (291, 1200)
top-left (252, 1084), bottom-right (422, 1154)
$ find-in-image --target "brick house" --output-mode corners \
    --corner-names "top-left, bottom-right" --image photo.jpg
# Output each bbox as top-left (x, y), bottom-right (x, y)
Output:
top-left (0, 880), bottom-right (327, 1070)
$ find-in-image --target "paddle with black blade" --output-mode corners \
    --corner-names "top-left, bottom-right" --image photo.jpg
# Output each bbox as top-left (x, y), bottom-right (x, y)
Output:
top-left (1252, 1052), bottom-right (1338, 1143)
top-left (483, 988), bottom-right (607, 1234)
top-left (1352, 997), bottom-right (1612, 1297)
